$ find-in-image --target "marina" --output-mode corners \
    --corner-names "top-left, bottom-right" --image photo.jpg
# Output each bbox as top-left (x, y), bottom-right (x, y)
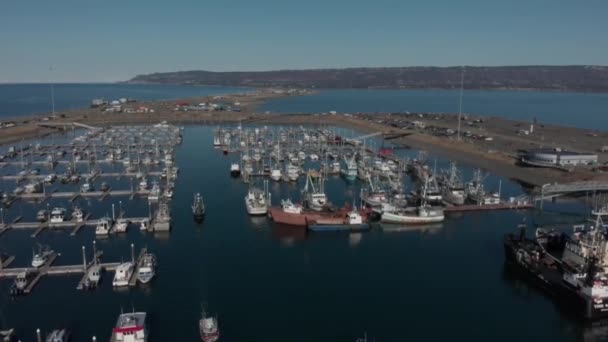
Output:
top-left (0, 123), bottom-right (606, 341)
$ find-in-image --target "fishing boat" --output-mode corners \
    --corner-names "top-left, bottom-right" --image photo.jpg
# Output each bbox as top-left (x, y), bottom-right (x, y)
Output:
top-left (270, 168), bottom-right (282, 181)
top-left (192, 193), bottom-right (206, 220)
top-left (164, 185), bottom-right (174, 199)
top-left (303, 174), bottom-right (328, 211)
top-left (36, 209), bottom-right (49, 222)
top-left (95, 217), bottom-right (112, 236)
top-left (44, 173), bottom-right (56, 183)
top-left (438, 162), bottom-right (466, 206)
top-left (152, 200), bottom-right (171, 231)
top-left (360, 176), bottom-right (388, 208)
top-left (281, 199), bottom-right (302, 214)
top-left (86, 264), bottom-right (102, 288)
top-left (138, 178), bottom-right (148, 191)
top-left (49, 207), bottom-right (66, 224)
top-left (9, 271), bottom-right (31, 295)
top-left (466, 169), bottom-right (486, 204)
top-left (115, 218), bottom-right (129, 233)
top-left (45, 329), bottom-right (71, 342)
top-left (245, 182), bottom-right (270, 216)
top-left (31, 245), bottom-right (53, 267)
top-left (199, 310), bottom-right (220, 342)
top-left (286, 164), bottom-right (299, 181)
top-left (81, 180), bottom-right (94, 193)
top-left (112, 262), bottom-right (134, 287)
top-left (24, 181), bottom-right (42, 194)
top-left (308, 207), bottom-right (370, 232)
top-left (100, 182), bottom-right (110, 192)
top-left (110, 311), bottom-right (148, 342)
top-left (148, 181), bottom-right (160, 202)
top-left (230, 163), bottom-right (241, 177)
top-left (340, 155), bottom-right (358, 181)
top-left (381, 205), bottom-right (445, 224)
top-left (72, 206), bottom-right (84, 222)
top-left (137, 253), bottom-right (156, 284)
top-left (416, 176), bottom-right (442, 204)
top-left (504, 216), bottom-right (608, 320)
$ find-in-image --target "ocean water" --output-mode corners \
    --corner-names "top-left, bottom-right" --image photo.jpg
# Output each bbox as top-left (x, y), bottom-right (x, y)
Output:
top-left (261, 89), bottom-right (608, 130)
top-left (0, 126), bottom-right (599, 341)
top-left (0, 84), bottom-right (250, 119)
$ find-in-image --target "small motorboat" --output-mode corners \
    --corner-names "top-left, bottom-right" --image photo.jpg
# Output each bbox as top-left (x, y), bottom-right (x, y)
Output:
top-left (199, 310), bottom-right (220, 342)
top-left (72, 206), bottom-right (85, 222)
top-left (95, 217), bottom-right (111, 236)
top-left (31, 245), bottom-right (54, 268)
top-left (114, 218), bottom-right (129, 233)
top-left (137, 253), bottom-right (157, 284)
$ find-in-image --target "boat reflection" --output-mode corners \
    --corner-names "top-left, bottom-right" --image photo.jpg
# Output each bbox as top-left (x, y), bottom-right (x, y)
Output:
top-left (380, 222), bottom-right (443, 234)
top-left (272, 224), bottom-right (307, 246)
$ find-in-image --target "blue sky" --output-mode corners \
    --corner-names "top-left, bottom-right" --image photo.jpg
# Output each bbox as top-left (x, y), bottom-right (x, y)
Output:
top-left (1, 0), bottom-right (607, 82)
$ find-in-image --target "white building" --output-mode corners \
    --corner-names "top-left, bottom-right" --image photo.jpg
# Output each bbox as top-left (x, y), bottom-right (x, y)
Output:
top-left (521, 148), bottom-right (598, 167)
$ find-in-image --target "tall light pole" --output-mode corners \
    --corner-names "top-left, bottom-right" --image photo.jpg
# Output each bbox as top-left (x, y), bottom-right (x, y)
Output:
top-left (457, 67), bottom-right (465, 141)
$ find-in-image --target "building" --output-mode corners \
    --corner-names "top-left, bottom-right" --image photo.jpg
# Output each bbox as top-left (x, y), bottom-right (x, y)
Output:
top-left (520, 148), bottom-right (598, 167)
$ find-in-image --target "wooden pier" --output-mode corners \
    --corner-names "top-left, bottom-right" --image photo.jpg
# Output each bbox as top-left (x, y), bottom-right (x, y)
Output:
top-left (0, 171), bottom-right (162, 181)
top-left (8, 189), bottom-right (151, 202)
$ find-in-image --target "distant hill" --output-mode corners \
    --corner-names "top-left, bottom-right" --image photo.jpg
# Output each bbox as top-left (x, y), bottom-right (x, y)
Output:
top-left (127, 66), bottom-right (608, 92)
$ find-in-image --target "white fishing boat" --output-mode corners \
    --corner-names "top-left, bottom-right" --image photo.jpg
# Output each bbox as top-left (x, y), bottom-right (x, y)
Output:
top-left (112, 262), bottom-right (134, 287)
top-left (9, 271), bottom-right (29, 295)
top-left (148, 181), bottom-right (160, 202)
top-left (49, 207), bottom-right (66, 224)
top-left (139, 178), bottom-right (148, 191)
top-left (95, 217), bottom-right (112, 236)
top-left (110, 311), bottom-right (148, 342)
top-left (87, 264), bottom-right (102, 286)
top-left (286, 164), bottom-right (299, 181)
top-left (192, 193), bottom-right (206, 220)
top-left (438, 162), bottom-right (465, 205)
top-left (152, 200), bottom-right (171, 231)
top-left (281, 198), bottom-right (302, 214)
top-left (466, 169), bottom-right (486, 204)
top-left (81, 181), bottom-right (93, 192)
top-left (303, 174), bottom-right (327, 211)
top-left (340, 155), bottom-right (358, 181)
top-left (137, 253), bottom-right (156, 284)
top-left (245, 181), bottom-right (270, 216)
top-left (72, 206), bottom-right (85, 222)
top-left (115, 218), bottom-right (129, 233)
top-left (381, 205), bottom-right (445, 224)
top-left (24, 181), bottom-right (42, 194)
top-left (31, 245), bottom-right (53, 268)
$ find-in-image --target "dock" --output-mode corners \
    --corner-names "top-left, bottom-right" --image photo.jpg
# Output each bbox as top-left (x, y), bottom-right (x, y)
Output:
top-left (444, 202), bottom-right (534, 213)
top-left (0, 243), bottom-right (148, 294)
top-left (0, 215), bottom-right (149, 237)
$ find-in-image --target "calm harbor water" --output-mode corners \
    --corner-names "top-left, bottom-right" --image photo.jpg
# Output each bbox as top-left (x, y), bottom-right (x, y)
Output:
top-left (261, 89), bottom-right (608, 130)
top-left (0, 84), bottom-right (249, 119)
top-left (0, 126), bottom-right (601, 341)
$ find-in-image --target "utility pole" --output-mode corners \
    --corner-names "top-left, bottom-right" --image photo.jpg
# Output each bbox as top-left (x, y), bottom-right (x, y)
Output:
top-left (457, 67), bottom-right (465, 141)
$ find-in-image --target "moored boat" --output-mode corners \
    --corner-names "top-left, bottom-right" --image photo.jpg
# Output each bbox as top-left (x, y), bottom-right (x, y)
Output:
top-left (199, 310), bottom-right (220, 342)
top-left (110, 311), bottom-right (148, 342)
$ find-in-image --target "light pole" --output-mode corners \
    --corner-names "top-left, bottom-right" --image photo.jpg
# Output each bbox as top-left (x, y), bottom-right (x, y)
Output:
top-left (457, 66), bottom-right (465, 141)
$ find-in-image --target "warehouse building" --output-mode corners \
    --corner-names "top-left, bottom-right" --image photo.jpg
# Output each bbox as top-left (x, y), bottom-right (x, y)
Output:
top-left (520, 148), bottom-right (598, 167)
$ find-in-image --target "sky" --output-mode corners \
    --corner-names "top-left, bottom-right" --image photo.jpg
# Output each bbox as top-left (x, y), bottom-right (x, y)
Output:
top-left (1, 0), bottom-right (607, 82)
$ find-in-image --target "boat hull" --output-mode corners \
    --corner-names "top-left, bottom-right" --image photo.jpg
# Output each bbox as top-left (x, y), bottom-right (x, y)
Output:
top-left (381, 211), bottom-right (444, 224)
top-left (308, 223), bottom-right (370, 232)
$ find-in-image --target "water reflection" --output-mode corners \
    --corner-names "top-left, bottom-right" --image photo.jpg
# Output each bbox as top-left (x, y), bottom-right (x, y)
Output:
top-left (272, 224), bottom-right (306, 246)
top-left (380, 223), bottom-right (443, 234)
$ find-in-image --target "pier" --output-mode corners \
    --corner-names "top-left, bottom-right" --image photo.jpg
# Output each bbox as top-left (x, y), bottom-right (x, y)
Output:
top-left (0, 242), bottom-right (148, 294)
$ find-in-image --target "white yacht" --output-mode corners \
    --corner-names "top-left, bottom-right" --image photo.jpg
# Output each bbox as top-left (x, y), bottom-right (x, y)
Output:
top-left (49, 207), bottom-right (66, 224)
top-left (137, 253), bottom-right (156, 284)
top-left (96, 217), bottom-right (112, 236)
top-left (112, 262), bottom-right (134, 287)
top-left (110, 311), bottom-right (147, 342)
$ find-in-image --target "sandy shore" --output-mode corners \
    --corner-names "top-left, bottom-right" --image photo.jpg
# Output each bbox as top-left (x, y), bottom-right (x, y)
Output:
top-left (1, 90), bottom-right (605, 188)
